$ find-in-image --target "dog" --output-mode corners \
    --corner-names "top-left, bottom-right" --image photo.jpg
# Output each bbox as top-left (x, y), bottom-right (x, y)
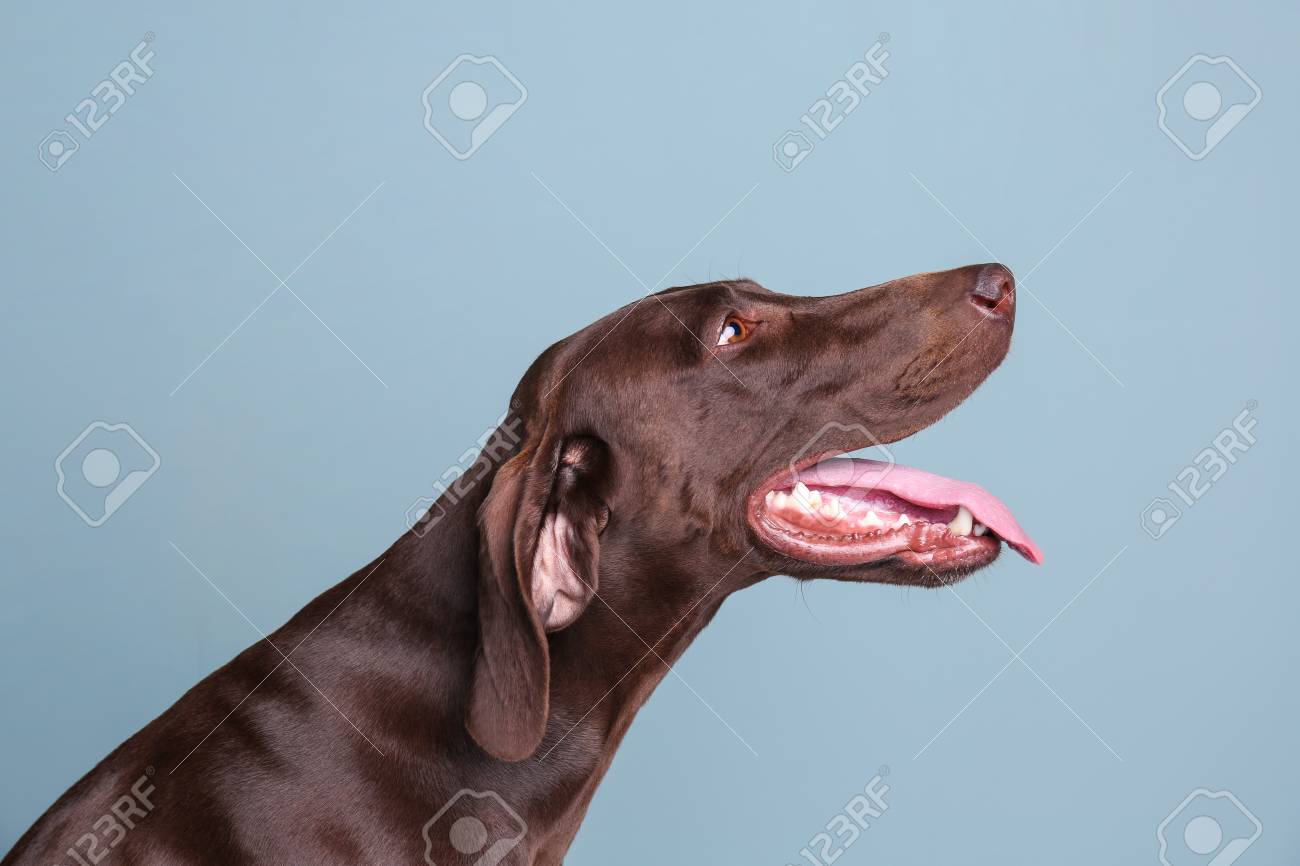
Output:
top-left (3, 263), bottom-right (1040, 866)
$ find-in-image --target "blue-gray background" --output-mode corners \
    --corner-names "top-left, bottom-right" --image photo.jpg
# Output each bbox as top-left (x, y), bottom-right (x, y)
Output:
top-left (3, 1), bottom-right (1296, 863)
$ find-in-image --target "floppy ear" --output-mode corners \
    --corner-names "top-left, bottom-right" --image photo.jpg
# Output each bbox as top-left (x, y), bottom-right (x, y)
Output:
top-left (465, 431), bottom-right (610, 761)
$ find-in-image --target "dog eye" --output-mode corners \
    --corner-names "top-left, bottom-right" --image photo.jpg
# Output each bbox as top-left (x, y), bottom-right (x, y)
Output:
top-left (716, 317), bottom-right (751, 346)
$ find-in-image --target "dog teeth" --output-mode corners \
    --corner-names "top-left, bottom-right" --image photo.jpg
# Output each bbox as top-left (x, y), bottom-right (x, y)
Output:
top-left (764, 490), bottom-right (791, 511)
top-left (766, 487), bottom-right (983, 542)
top-left (793, 482), bottom-right (822, 511)
top-left (947, 505), bottom-right (974, 536)
top-left (859, 510), bottom-right (884, 529)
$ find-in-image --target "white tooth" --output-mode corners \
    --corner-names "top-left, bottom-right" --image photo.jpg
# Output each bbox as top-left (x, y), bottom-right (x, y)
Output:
top-left (794, 481), bottom-right (821, 511)
top-left (820, 499), bottom-right (842, 520)
top-left (773, 491), bottom-right (789, 509)
top-left (947, 505), bottom-right (974, 536)
top-left (861, 510), bottom-right (884, 528)
top-left (973, 522), bottom-right (988, 536)
top-left (893, 514), bottom-right (910, 529)
top-left (765, 490), bottom-right (776, 505)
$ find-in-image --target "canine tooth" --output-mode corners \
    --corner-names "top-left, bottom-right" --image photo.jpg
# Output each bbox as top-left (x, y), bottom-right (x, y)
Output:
top-left (948, 505), bottom-right (974, 536)
top-left (973, 522), bottom-right (988, 536)
top-left (794, 481), bottom-right (812, 501)
top-left (765, 490), bottom-right (776, 505)
top-left (773, 491), bottom-right (789, 510)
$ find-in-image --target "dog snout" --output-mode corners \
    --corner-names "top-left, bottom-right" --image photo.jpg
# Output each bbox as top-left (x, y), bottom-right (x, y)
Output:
top-left (968, 263), bottom-right (1015, 318)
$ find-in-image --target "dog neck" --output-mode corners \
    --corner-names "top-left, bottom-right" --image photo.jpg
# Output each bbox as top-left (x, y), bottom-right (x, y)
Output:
top-left (520, 575), bottom-right (733, 859)
top-left (391, 487), bottom-right (744, 863)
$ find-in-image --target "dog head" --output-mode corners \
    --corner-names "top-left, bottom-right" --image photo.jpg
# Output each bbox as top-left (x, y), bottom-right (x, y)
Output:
top-left (465, 264), bottom-right (1041, 759)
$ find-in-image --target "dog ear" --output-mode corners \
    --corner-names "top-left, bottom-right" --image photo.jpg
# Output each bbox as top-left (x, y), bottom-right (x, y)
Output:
top-left (466, 430), bottom-right (610, 761)
top-left (529, 436), bottom-right (609, 631)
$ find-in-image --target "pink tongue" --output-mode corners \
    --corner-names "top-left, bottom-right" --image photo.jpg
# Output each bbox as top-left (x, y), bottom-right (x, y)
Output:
top-left (798, 458), bottom-right (1043, 564)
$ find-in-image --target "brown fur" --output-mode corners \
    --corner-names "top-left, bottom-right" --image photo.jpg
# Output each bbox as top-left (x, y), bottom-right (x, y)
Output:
top-left (3, 264), bottom-right (1018, 865)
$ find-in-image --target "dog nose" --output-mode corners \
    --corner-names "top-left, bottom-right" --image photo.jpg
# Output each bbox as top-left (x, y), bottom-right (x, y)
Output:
top-left (968, 264), bottom-right (1015, 317)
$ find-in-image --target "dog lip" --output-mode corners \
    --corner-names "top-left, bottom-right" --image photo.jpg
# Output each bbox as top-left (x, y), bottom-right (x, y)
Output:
top-left (751, 508), bottom-right (1001, 571)
top-left (746, 455), bottom-right (1042, 568)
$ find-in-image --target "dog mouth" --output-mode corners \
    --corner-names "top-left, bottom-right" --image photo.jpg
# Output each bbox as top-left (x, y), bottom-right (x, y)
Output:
top-left (748, 458), bottom-right (1042, 574)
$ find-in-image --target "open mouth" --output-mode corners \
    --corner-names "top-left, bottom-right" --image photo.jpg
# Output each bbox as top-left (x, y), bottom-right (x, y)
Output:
top-left (749, 458), bottom-right (1042, 574)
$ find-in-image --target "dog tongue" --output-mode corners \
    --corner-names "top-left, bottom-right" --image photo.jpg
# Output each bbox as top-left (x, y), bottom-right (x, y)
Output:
top-left (798, 458), bottom-right (1043, 564)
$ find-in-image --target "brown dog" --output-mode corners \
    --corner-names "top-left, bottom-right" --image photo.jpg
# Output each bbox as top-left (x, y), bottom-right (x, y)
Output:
top-left (3, 264), bottom-right (1040, 866)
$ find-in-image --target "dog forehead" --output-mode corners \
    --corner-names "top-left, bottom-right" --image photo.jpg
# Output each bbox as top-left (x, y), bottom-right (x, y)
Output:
top-left (518, 278), bottom-right (776, 408)
top-left (654, 278), bottom-right (768, 303)
top-left (557, 280), bottom-right (765, 347)
top-left (638, 279), bottom-right (773, 327)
